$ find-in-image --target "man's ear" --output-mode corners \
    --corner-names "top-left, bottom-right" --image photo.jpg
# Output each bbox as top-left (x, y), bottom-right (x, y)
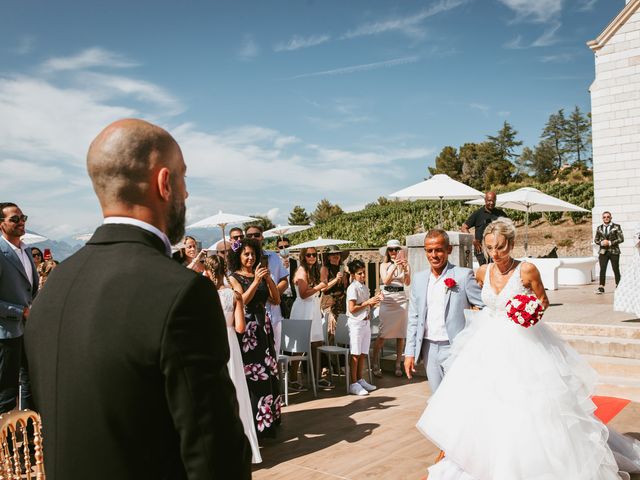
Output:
top-left (157, 167), bottom-right (171, 201)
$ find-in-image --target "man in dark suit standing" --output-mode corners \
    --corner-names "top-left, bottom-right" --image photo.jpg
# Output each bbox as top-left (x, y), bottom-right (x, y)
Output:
top-left (25, 119), bottom-right (251, 479)
top-left (0, 202), bottom-right (38, 412)
top-left (594, 211), bottom-right (624, 294)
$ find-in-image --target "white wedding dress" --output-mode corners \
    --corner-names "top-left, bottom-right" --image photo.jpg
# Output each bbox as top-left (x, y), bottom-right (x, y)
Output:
top-left (418, 262), bottom-right (640, 480)
top-left (218, 287), bottom-right (262, 464)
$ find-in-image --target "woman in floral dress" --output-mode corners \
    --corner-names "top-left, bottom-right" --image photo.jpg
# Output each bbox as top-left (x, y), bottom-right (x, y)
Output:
top-left (228, 238), bottom-right (282, 437)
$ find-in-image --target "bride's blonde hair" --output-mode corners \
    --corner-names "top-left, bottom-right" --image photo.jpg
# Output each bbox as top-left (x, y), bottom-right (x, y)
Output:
top-left (483, 217), bottom-right (516, 251)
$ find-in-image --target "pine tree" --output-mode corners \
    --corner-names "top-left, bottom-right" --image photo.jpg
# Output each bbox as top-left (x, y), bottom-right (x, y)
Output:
top-left (487, 121), bottom-right (523, 163)
top-left (311, 199), bottom-right (344, 224)
top-left (428, 146), bottom-right (462, 180)
top-left (243, 215), bottom-right (275, 232)
top-left (566, 106), bottom-right (590, 166)
top-left (541, 109), bottom-right (570, 170)
top-left (530, 139), bottom-right (556, 182)
top-left (288, 205), bottom-right (311, 225)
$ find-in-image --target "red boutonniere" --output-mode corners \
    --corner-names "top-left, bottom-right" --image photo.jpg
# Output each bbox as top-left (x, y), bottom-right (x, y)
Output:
top-left (444, 277), bottom-right (457, 290)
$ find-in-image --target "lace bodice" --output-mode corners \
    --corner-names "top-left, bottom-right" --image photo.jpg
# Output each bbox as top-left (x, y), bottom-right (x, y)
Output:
top-left (217, 287), bottom-right (235, 327)
top-left (481, 262), bottom-right (531, 314)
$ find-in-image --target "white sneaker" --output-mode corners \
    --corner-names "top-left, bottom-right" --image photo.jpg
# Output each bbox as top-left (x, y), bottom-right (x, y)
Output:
top-left (358, 378), bottom-right (377, 392)
top-left (349, 382), bottom-right (369, 396)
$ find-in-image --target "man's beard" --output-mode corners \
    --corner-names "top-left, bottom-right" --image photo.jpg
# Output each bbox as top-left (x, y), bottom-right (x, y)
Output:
top-left (166, 194), bottom-right (186, 245)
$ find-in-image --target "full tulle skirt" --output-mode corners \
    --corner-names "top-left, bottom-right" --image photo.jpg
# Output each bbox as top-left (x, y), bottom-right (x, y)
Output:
top-left (227, 326), bottom-right (262, 464)
top-left (417, 308), bottom-right (620, 480)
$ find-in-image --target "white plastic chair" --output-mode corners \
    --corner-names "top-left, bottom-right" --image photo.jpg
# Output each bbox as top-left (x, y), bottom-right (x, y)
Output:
top-left (316, 312), bottom-right (351, 394)
top-left (280, 319), bottom-right (317, 398)
top-left (334, 314), bottom-right (373, 384)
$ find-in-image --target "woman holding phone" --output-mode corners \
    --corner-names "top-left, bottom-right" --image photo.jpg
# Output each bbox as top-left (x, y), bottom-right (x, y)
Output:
top-left (228, 238), bottom-right (282, 437)
top-left (288, 247), bottom-right (327, 390)
top-left (372, 239), bottom-right (411, 377)
top-left (183, 235), bottom-right (205, 273)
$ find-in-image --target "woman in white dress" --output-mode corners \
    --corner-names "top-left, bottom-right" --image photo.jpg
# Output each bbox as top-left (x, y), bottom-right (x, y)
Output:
top-left (204, 256), bottom-right (262, 464)
top-left (614, 225), bottom-right (640, 319)
top-left (418, 218), bottom-right (640, 480)
top-left (288, 247), bottom-right (327, 390)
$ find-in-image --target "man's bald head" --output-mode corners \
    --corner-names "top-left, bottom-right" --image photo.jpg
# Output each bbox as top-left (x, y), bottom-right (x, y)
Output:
top-left (87, 119), bottom-right (179, 207)
top-left (484, 191), bottom-right (497, 211)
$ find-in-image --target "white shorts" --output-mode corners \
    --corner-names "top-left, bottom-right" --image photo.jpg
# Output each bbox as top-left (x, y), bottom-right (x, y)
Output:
top-left (347, 318), bottom-right (371, 356)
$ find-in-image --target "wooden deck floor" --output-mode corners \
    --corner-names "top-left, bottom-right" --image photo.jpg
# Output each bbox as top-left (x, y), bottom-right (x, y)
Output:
top-left (253, 374), bottom-right (640, 480)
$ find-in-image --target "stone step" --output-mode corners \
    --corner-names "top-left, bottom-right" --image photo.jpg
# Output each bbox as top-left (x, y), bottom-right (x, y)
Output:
top-left (548, 322), bottom-right (640, 340)
top-left (562, 334), bottom-right (640, 360)
top-left (583, 354), bottom-right (640, 379)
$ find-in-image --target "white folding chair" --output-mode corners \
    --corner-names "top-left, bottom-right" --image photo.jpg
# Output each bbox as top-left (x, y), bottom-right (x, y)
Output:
top-left (280, 319), bottom-right (317, 398)
top-left (316, 312), bottom-right (351, 394)
top-left (334, 314), bottom-right (373, 384)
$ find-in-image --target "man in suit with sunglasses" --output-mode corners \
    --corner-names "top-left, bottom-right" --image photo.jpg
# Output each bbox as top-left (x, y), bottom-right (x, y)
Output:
top-left (0, 202), bottom-right (38, 413)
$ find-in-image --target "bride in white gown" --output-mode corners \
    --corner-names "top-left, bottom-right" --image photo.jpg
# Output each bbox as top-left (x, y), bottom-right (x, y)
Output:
top-left (418, 218), bottom-right (640, 480)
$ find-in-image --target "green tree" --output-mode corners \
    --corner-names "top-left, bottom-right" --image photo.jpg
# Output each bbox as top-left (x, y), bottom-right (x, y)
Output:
top-left (541, 109), bottom-right (570, 170)
top-left (459, 143), bottom-right (483, 189)
top-left (530, 139), bottom-right (557, 182)
top-left (428, 146), bottom-right (462, 180)
top-left (487, 121), bottom-right (523, 163)
top-left (516, 146), bottom-right (534, 176)
top-left (288, 205), bottom-right (311, 225)
top-left (243, 215), bottom-right (275, 231)
top-left (566, 106), bottom-right (591, 166)
top-left (311, 199), bottom-right (344, 224)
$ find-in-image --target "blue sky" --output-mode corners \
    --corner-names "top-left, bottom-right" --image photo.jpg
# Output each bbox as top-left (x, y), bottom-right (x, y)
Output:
top-left (0, 0), bottom-right (622, 239)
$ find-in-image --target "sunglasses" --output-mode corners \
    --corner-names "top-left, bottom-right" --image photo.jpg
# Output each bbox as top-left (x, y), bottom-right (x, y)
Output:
top-left (231, 234), bottom-right (245, 240)
top-left (277, 245), bottom-right (290, 249)
top-left (2, 215), bottom-right (28, 223)
top-left (32, 252), bottom-right (42, 257)
top-left (387, 247), bottom-right (400, 252)
top-left (305, 253), bottom-right (317, 258)
top-left (246, 233), bottom-right (262, 239)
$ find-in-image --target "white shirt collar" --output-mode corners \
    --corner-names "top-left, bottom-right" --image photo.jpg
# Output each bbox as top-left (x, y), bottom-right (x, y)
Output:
top-left (103, 217), bottom-right (172, 257)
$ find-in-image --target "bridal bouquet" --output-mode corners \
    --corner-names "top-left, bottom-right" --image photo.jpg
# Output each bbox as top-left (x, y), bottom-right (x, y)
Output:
top-left (506, 294), bottom-right (544, 328)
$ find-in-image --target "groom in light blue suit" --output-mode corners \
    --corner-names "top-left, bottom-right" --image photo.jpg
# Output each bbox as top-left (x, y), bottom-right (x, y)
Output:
top-left (404, 229), bottom-right (483, 392)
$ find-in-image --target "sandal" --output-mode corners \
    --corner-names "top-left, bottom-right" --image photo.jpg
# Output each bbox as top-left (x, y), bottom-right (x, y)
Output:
top-left (288, 381), bottom-right (308, 392)
top-left (317, 379), bottom-right (335, 389)
top-left (372, 366), bottom-right (383, 378)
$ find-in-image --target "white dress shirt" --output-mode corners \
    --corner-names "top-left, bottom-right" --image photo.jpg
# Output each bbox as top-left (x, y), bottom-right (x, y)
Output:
top-left (424, 268), bottom-right (449, 341)
top-left (1, 235), bottom-right (33, 287)
top-left (103, 217), bottom-right (172, 257)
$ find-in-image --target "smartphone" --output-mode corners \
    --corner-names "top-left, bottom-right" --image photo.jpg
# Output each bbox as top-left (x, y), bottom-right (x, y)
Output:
top-left (259, 256), bottom-right (269, 269)
top-left (395, 248), bottom-right (405, 263)
top-left (43, 248), bottom-right (52, 260)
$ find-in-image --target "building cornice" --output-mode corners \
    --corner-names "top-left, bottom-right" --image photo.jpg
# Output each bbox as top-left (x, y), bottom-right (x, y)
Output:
top-left (588, 0), bottom-right (640, 51)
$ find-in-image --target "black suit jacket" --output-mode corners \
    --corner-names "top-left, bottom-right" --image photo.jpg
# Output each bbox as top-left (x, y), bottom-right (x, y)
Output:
top-left (594, 222), bottom-right (624, 255)
top-left (25, 224), bottom-right (251, 480)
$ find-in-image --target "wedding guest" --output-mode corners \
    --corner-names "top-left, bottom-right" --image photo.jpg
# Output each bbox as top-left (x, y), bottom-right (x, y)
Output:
top-left (594, 211), bottom-right (624, 294)
top-left (289, 247), bottom-right (327, 390)
top-left (614, 224), bottom-right (640, 318)
top-left (417, 218), bottom-right (640, 479)
top-left (319, 245), bottom-right (349, 349)
top-left (184, 235), bottom-right (205, 273)
top-left (229, 227), bottom-right (244, 242)
top-left (38, 249), bottom-right (57, 289)
top-left (30, 247), bottom-right (43, 269)
top-left (228, 238), bottom-right (282, 437)
top-left (372, 239), bottom-right (410, 378)
top-left (203, 256), bottom-right (262, 464)
top-left (276, 237), bottom-right (296, 323)
top-left (461, 191), bottom-right (508, 265)
top-left (346, 259), bottom-right (382, 396)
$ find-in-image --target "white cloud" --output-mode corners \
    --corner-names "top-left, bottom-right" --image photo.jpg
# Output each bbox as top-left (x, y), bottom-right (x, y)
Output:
top-left (265, 208), bottom-right (279, 221)
top-left (577, 0), bottom-right (598, 12)
top-left (289, 56), bottom-right (419, 80)
top-left (539, 52), bottom-right (575, 63)
top-left (10, 35), bottom-right (36, 55)
top-left (498, 0), bottom-right (563, 23)
top-left (343, 0), bottom-right (468, 40)
top-left (238, 34), bottom-right (259, 60)
top-left (469, 103), bottom-right (490, 115)
top-left (532, 22), bottom-right (562, 47)
top-left (41, 47), bottom-right (137, 72)
top-left (274, 34), bottom-right (331, 52)
top-left (504, 35), bottom-right (525, 49)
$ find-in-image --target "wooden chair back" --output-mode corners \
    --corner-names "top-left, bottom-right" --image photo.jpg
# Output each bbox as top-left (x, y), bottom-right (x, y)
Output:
top-left (0, 409), bottom-right (45, 479)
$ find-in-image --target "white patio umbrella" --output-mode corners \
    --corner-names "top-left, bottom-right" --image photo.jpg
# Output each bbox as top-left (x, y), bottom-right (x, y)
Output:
top-left (466, 187), bottom-right (588, 256)
top-left (187, 210), bottom-right (258, 251)
top-left (21, 232), bottom-right (47, 245)
top-left (388, 174), bottom-right (484, 226)
top-left (263, 224), bottom-right (313, 239)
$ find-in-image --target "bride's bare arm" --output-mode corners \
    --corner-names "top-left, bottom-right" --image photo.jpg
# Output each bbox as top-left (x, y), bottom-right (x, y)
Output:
top-left (475, 264), bottom-right (487, 287)
top-left (521, 263), bottom-right (549, 309)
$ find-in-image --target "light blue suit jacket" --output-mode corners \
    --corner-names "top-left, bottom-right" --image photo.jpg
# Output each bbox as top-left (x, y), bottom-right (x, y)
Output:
top-left (404, 262), bottom-right (483, 359)
top-left (0, 238), bottom-right (38, 338)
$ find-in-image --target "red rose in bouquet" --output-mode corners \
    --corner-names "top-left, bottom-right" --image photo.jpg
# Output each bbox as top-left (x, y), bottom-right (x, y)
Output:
top-left (444, 278), bottom-right (457, 289)
top-left (505, 294), bottom-right (544, 328)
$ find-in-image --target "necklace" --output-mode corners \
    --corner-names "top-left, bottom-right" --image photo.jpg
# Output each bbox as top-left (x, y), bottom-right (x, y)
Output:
top-left (496, 258), bottom-right (515, 275)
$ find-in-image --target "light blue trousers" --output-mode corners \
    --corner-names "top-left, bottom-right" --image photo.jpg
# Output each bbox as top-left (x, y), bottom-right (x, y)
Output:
top-left (421, 339), bottom-right (451, 393)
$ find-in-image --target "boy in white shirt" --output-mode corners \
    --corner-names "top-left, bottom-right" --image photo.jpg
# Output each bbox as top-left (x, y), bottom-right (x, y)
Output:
top-left (346, 260), bottom-right (383, 396)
